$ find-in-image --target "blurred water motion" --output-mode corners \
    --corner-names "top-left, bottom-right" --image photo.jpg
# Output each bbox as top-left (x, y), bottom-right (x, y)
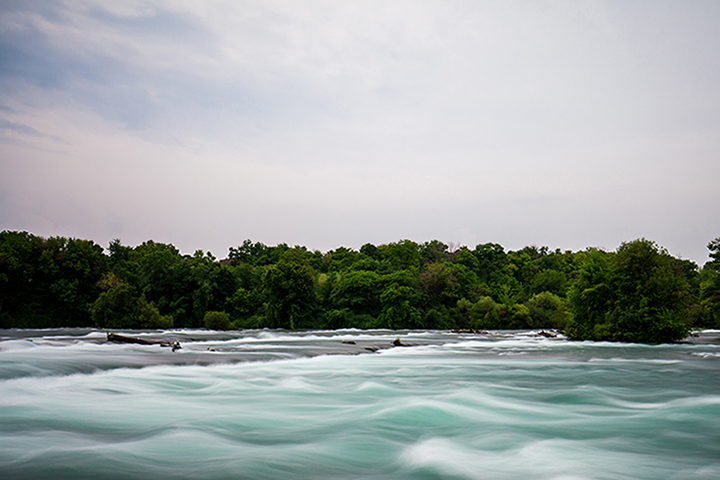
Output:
top-left (1, 329), bottom-right (719, 479)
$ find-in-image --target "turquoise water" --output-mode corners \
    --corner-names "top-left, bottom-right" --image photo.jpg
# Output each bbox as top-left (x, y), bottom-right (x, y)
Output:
top-left (1, 329), bottom-right (719, 479)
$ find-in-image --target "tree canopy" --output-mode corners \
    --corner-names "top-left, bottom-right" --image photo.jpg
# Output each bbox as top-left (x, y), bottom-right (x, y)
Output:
top-left (2, 230), bottom-right (717, 343)
top-left (565, 239), bottom-right (692, 342)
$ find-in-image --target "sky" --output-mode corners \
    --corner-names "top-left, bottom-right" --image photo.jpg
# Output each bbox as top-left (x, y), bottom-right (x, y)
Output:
top-left (1, 0), bottom-right (719, 265)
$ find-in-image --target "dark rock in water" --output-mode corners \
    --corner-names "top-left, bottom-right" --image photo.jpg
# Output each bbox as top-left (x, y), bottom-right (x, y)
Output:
top-left (393, 337), bottom-right (408, 347)
top-left (364, 346), bottom-right (379, 352)
top-left (107, 332), bottom-right (181, 351)
top-left (161, 340), bottom-right (182, 351)
top-left (537, 330), bottom-right (557, 338)
top-left (452, 329), bottom-right (487, 334)
top-left (342, 340), bottom-right (356, 345)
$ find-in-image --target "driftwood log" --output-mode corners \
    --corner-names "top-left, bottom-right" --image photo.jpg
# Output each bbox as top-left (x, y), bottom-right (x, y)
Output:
top-left (106, 332), bottom-right (181, 351)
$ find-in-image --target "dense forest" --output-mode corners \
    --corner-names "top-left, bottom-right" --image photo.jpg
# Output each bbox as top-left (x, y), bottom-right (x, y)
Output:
top-left (1, 230), bottom-right (719, 343)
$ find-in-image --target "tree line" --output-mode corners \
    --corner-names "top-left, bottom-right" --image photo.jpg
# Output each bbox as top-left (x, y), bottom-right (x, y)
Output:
top-left (1, 230), bottom-right (719, 342)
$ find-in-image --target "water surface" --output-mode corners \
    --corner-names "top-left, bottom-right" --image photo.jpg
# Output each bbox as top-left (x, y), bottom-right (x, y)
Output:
top-left (1, 329), bottom-right (719, 479)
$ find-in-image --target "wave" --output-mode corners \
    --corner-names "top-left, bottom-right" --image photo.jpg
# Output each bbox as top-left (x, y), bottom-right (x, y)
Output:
top-left (1, 330), bottom-right (719, 479)
top-left (399, 436), bottom-right (713, 480)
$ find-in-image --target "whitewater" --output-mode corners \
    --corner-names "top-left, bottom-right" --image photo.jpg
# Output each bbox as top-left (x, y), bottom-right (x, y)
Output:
top-left (1, 329), bottom-right (719, 479)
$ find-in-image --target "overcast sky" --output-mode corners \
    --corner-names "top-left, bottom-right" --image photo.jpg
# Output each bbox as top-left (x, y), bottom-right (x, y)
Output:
top-left (1, 1), bottom-right (718, 265)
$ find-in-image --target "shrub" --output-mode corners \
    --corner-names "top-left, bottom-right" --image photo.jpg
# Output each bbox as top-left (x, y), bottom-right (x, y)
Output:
top-left (203, 311), bottom-right (231, 330)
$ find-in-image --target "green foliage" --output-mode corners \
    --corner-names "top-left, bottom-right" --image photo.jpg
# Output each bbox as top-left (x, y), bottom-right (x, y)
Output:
top-left (423, 307), bottom-right (455, 330)
top-left (379, 283), bottom-right (421, 329)
top-left (322, 308), bottom-right (377, 329)
top-left (91, 277), bottom-right (172, 329)
top-left (227, 287), bottom-right (261, 322)
top-left (263, 250), bottom-right (318, 329)
top-left (349, 256), bottom-right (380, 272)
top-left (709, 238), bottom-right (720, 263)
top-left (380, 240), bottom-right (422, 272)
top-left (328, 270), bottom-right (382, 318)
top-left (527, 291), bottom-right (569, 329)
top-left (418, 262), bottom-right (459, 308)
top-left (505, 303), bottom-right (531, 329)
top-left (469, 296), bottom-right (500, 329)
top-left (204, 310), bottom-right (231, 330)
top-left (359, 243), bottom-right (380, 260)
top-left (698, 237), bottom-right (720, 328)
top-left (90, 277), bottom-right (136, 328)
top-left (529, 270), bottom-right (568, 297)
top-left (324, 247), bottom-right (360, 272)
top-left (421, 240), bottom-right (449, 264)
top-left (566, 239), bottom-right (691, 343)
top-left (0, 230), bottom-right (710, 341)
top-left (134, 295), bottom-right (174, 329)
top-left (472, 243), bottom-right (507, 283)
top-left (565, 249), bottom-right (613, 339)
top-left (0, 231), bottom-right (106, 327)
top-left (228, 240), bottom-right (290, 266)
top-left (470, 286), bottom-right (533, 329)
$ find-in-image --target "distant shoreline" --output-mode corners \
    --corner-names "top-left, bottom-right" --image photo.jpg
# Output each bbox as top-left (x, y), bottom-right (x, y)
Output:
top-left (1, 231), bottom-right (719, 343)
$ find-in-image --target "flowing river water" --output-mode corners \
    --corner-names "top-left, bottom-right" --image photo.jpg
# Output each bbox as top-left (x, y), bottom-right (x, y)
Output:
top-left (1, 328), bottom-right (719, 479)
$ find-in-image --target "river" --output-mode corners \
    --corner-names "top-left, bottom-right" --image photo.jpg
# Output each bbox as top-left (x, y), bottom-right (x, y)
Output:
top-left (1, 329), bottom-right (719, 479)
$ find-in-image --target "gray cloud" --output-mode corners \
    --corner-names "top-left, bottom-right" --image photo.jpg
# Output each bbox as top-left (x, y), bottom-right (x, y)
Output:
top-left (1, 1), bottom-right (719, 265)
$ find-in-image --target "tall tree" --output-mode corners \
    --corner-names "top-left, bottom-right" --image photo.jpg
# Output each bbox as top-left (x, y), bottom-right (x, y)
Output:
top-left (0, 232), bottom-right (106, 327)
top-left (567, 239), bottom-right (691, 343)
top-left (263, 250), bottom-right (318, 329)
top-left (700, 237), bottom-right (720, 327)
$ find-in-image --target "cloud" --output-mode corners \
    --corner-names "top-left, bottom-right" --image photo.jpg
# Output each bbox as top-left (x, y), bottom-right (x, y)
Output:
top-left (1, 1), bottom-right (719, 264)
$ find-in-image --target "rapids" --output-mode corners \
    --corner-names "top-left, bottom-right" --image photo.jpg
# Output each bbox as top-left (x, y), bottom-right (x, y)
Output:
top-left (1, 329), bottom-right (719, 479)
